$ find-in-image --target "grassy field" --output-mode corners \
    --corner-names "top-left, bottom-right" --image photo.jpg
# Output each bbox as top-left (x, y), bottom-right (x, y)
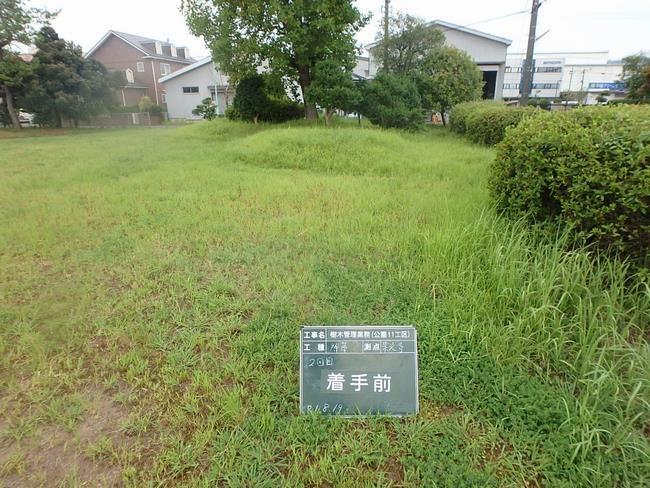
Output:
top-left (0, 120), bottom-right (647, 487)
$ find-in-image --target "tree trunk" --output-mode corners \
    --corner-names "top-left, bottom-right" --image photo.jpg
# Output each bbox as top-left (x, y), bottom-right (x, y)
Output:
top-left (253, 114), bottom-right (259, 124)
top-left (297, 65), bottom-right (318, 120)
top-left (1, 84), bottom-right (21, 129)
top-left (441, 111), bottom-right (446, 126)
top-left (325, 108), bottom-right (333, 126)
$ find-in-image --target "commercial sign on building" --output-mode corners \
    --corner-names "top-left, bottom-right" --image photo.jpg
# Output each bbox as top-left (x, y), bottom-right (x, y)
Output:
top-left (300, 326), bottom-right (419, 416)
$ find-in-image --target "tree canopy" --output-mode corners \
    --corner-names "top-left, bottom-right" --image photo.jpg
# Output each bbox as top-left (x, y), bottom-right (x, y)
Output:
top-left (419, 47), bottom-right (483, 125)
top-left (621, 53), bottom-right (649, 102)
top-left (181, 0), bottom-right (369, 119)
top-left (0, 0), bottom-right (55, 127)
top-left (358, 73), bottom-right (423, 130)
top-left (373, 13), bottom-right (444, 75)
top-left (307, 59), bottom-right (360, 124)
top-left (19, 27), bottom-right (119, 127)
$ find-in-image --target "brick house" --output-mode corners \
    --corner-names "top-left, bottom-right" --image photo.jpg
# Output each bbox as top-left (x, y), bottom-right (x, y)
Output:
top-left (85, 31), bottom-right (195, 107)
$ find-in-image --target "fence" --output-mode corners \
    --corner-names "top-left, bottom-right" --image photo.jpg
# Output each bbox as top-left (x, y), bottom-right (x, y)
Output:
top-left (70, 112), bottom-right (165, 128)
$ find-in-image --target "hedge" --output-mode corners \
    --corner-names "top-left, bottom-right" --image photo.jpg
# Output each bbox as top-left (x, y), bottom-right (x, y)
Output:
top-left (449, 101), bottom-right (535, 145)
top-left (490, 105), bottom-right (650, 266)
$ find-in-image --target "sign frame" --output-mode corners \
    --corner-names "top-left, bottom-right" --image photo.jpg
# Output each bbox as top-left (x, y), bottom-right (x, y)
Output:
top-left (299, 325), bottom-right (419, 417)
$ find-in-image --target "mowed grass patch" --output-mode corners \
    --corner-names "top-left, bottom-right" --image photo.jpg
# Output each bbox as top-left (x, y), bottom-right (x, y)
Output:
top-left (0, 120), bottom-right (647, 486)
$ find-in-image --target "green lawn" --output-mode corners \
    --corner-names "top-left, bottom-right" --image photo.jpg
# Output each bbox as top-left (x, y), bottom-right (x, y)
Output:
top-left (0, 121), bottom-right (647, 487)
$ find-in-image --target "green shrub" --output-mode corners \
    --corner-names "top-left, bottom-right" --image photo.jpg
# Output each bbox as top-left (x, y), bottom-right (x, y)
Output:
top-left (263, 98), bottom-right (303, 123)
top-left (450, 101), bottom-right (534, 145)
top-left (358, 73), bottom-right (424, 130)
top-left (528, 98), bottom-right (550, 110)
top-left (448, 100), bottom-right (499, 135)
top-left (466, 105), bottom-right (534, 145)
top-left (490, 105), bottom-right (650, 266)
top-left (232, 74), bottom-right (302, 123)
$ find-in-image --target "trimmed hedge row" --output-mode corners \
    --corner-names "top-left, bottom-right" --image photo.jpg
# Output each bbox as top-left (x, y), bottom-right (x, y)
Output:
top-left (450, 101), bottom-right (535, 145)
top-left (490, 105), bottom-right (649, 266)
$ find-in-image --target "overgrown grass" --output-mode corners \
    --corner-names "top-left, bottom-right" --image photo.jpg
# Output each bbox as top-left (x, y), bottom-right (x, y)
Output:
top-left (0, 120), bottom-right (647, 486)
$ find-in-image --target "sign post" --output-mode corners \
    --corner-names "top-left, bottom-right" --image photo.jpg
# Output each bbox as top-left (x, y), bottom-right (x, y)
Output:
top-left (300, 326), bottom-right (419, 416)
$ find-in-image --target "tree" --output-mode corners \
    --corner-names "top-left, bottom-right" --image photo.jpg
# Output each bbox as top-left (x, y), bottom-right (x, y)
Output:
top-left (621, 53), bottom-right (649, 102)
top-left (232, 74), bottom-right (269, 124)
top-left (307, 60), bottom-right (360, 125)
top-left (192, 97), bottom-right (217, 120)
top-left (19, 27), bottom-right (118, 127)
top-left (181, 0), bottom-right (369, 120)
top-left (0, 0), bottom-right (55, 128)
top-left (0, 52), bottom-right (34, 127)
top-left (419, 47), bottom-right (483, 125)
top-left (358, 73), bottom-right (423, 130)
top-left (374, 12), bottom-right (444, 75)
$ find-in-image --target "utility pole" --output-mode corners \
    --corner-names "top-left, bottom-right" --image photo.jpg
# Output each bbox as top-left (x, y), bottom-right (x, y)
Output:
top-left (520, 0), bottom-right (542, 106)
top-left (382, 0), bottom-right (390, 69)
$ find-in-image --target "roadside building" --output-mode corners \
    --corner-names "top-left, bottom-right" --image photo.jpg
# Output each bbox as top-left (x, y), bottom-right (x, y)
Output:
top-left (503, 51), bottom-right (626, 104)
top-left (85, 31), bottom-right (195, 107)
top-left (362, 19), bottom-right (511, 99)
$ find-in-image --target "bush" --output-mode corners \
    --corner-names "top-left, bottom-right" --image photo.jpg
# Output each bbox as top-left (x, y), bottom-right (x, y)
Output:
top-left (263, 98), bottom-right (303, 123)
top-left (232, 74), bottom-right (302, 123)
top-left (138, 96), bottom-right (153, 112)
top-left (490, 105), bottom-right (650, 266)
top-left (358, 73), bottom-right (424, 130)
top-left (450, 101), bottom-right (534, 145)
top-left (528, 98), bottom-right (550, 110)
top-left (448, 100), bottom-right (490, 134)
top-left (192, 97), bottom-right (218, 120)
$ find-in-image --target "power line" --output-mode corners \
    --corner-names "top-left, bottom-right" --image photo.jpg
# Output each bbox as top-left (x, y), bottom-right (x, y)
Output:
top-left (464, 9), bottom-right (529, 28)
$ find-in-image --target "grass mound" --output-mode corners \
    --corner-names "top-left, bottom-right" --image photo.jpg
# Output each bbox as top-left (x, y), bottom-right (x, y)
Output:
top-left (211, 123), bottom-right (486, 177)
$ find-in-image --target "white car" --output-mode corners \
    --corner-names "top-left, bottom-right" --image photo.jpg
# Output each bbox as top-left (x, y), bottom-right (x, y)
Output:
top-left (19, 111), bottom-right (36, 127)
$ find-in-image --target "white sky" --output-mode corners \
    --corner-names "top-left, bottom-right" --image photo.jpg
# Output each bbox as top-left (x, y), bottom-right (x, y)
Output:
top-left (31, 0), bottom-right (649, 60)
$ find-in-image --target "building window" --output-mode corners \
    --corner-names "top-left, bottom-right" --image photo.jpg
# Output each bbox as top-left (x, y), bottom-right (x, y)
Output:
top-left (125, 68), bottom-right (134, 83)
top-left (136, 62), bottom-right (145, 72)
top-left (505, 66), bottom-right (522, 73)
top-left (503, 83), bottom-right (520, 90)
top-left (532, 83), bottom-right (560, 90)
top-left (588, 82), bottom-right (626, 90)
top-left (182, 86), bottom-right (199, 94)
top-left (160, 63), bottom-right (171, 75)
top-left (535, 66), bottom-right (562, 73)
top-left (161, 91), bottom-right (167, 103)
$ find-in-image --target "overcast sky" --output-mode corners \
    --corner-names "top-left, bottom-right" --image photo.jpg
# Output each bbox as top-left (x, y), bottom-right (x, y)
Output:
top-left (32, 0), bottom-right (649, 60)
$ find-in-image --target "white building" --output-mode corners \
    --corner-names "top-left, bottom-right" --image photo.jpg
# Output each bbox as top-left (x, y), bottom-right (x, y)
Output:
top-left (503, 51), bottom-right (626, 104)
top-left (162, 55), bottom-right (374, 120)
top-left (159, 57), bottom-right (235, 120)
top-left (363, 19), bottom-right (512, 99)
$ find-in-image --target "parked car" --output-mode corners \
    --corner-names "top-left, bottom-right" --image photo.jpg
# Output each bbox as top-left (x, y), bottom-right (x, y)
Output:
top-left (19, 111), bottom-right (36, 127)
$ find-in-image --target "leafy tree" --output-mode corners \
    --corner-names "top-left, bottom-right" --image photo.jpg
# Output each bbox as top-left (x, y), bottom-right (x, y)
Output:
top-left (19, 27), bottom-right (118, 127)
top-left (307, 60), bottom-right (360, 125)
top-left (358, 73), bottom-right (423, 130)
top-left (192, 97), bottom-right (217, 120)
top-left (0, 0), bottom-right (55, 128)
top-left (374, 12), bottom-right (443, 75)
top-left (0, 51), bottom-right (34, 126)
top-left (419, 47), bottom-right (482, 125)
top-left (621, 53), bottom-right (649, 101)
top-left (232, 74), bottom-right (269, 123)
top-left (181, 0), bottom-right (369, 120)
